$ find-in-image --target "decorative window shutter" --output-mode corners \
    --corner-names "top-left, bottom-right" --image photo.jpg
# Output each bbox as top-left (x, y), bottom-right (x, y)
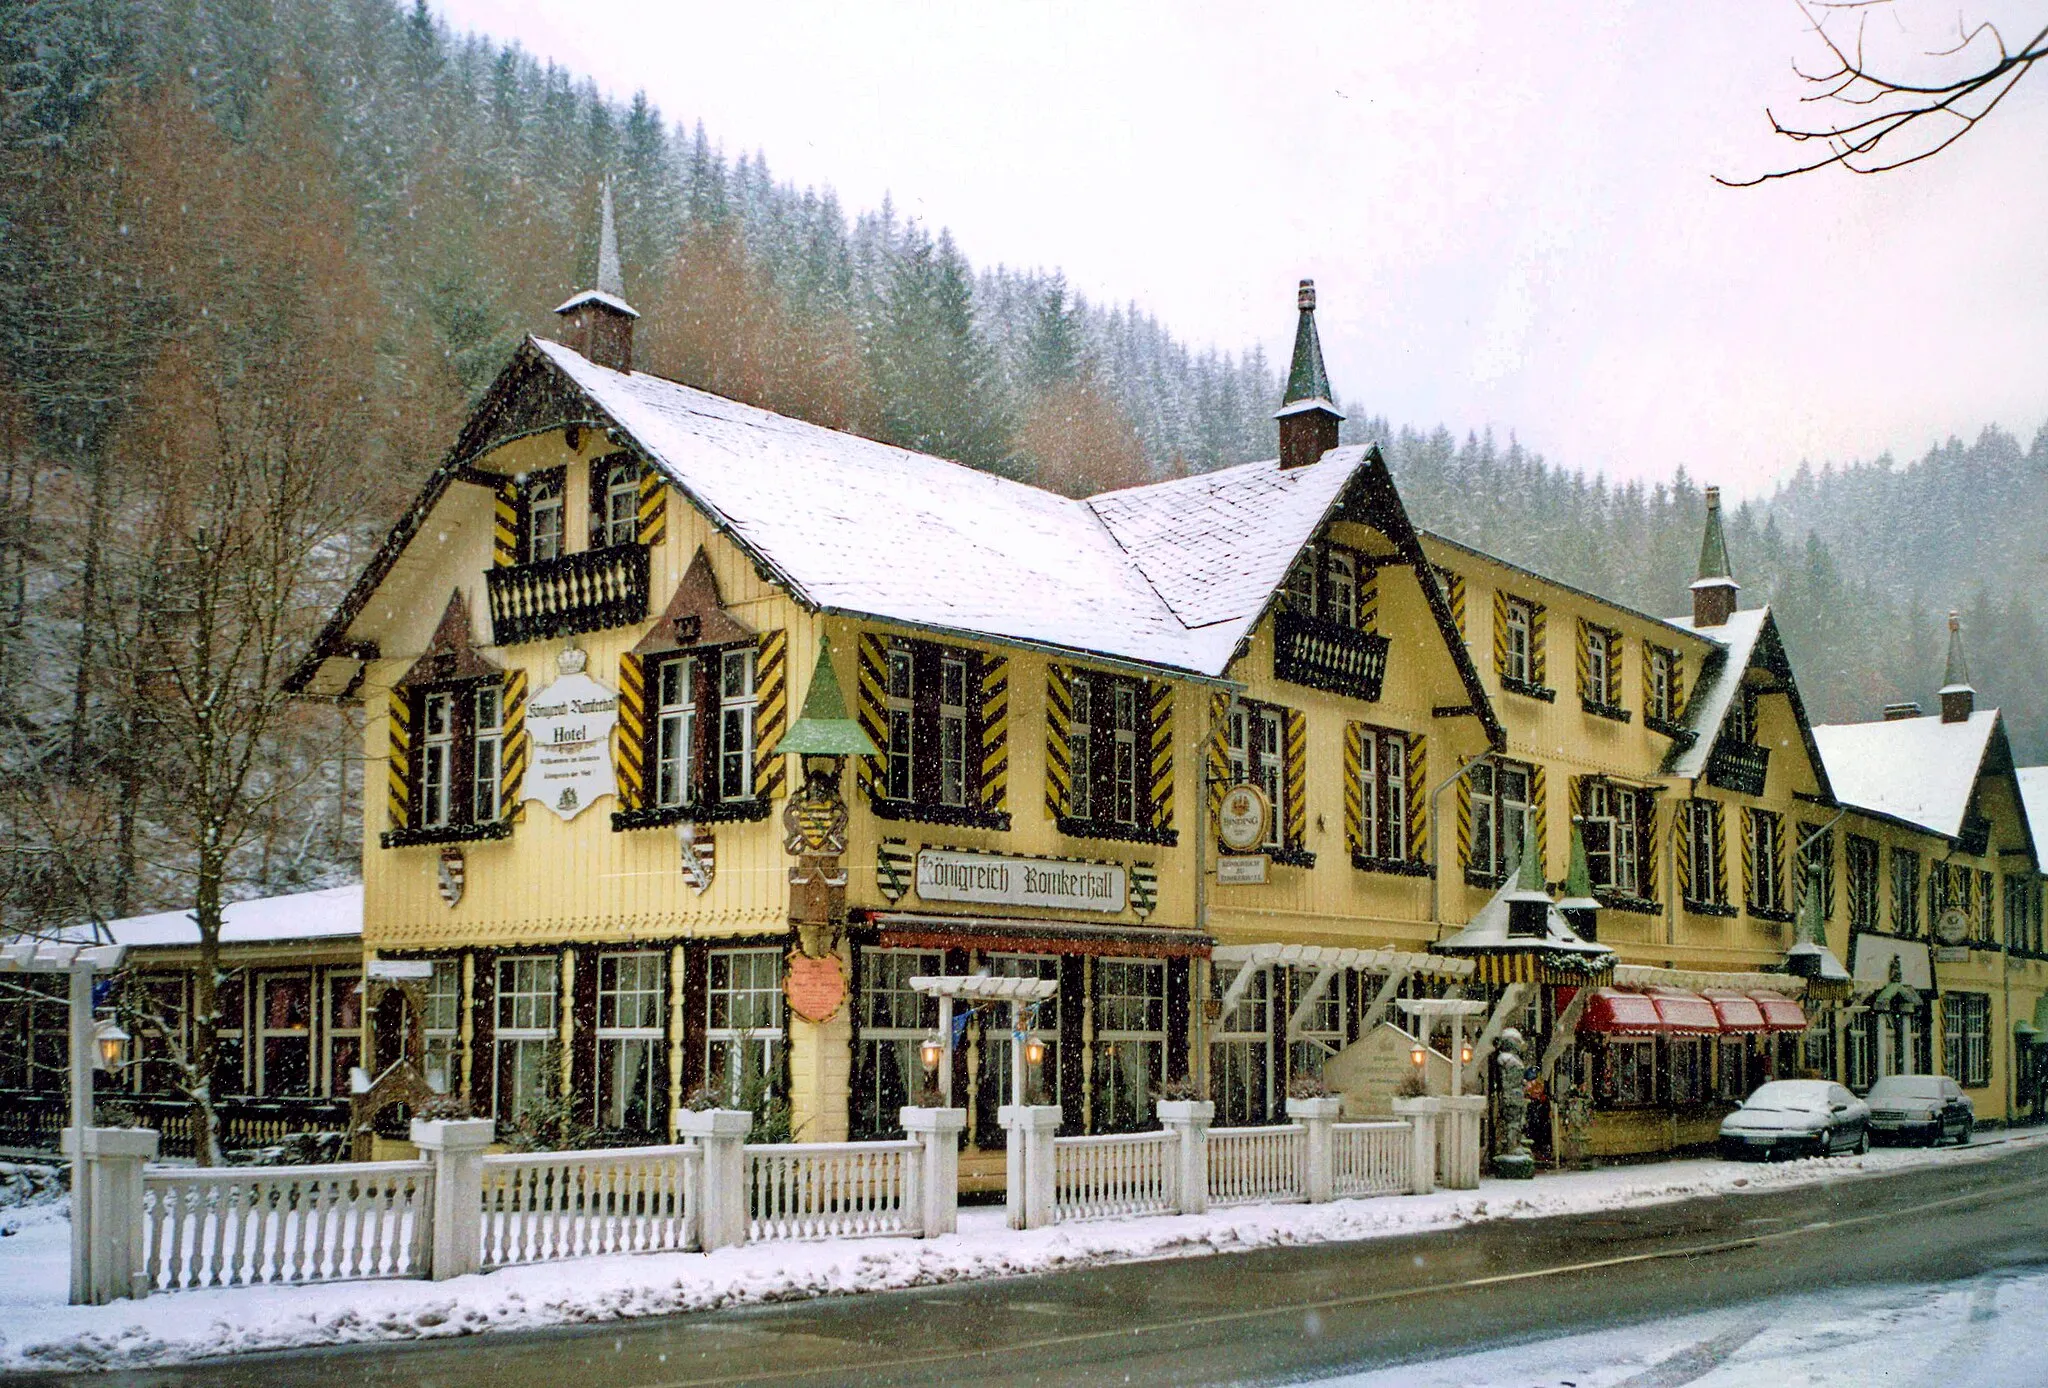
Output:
top-left (1675, 800), bottom-right (1694, 898)
top-left (1576, 621), bottom-right (1593, 702)
top-left (615, 652), bottom-right (646, 813)
top-left (1342, 723), bottom-right (1363, 856)
top-left (854, 631), bottom-right (889, 802)
top-left (587, 459), bottom-right (610, 550)
top-left (1044, 662), bottom-right (1072, 819)
top-left (1606, 631), bottom-right (1624, 707)
top-left (1206, 691), bottom-right (1231, 815)
top-left (493, 480), bottom-right (519, 568)
top-left (1641, 646), bottom-right (1657, 718)
top-left (500, 668), bottom-right (528, 822)
top-left (636, 467), bottom-right (667, 549)
top-left (1530, 604), bottom-right (1547, 686)
top-left (1530, 763), bottom-right (1548, 882)
top-left (1670, 652), bottom-right (1686, 719)
top-left (1359, 570), bottom-right (1379, 633)
top-left (1742, 809), bottom-right (1758, 909)
top-left (1456, 775), bottom-right (1473, 872)
top-left (753, 629), bottom-right (788, 800)
top-left (1283, 708), bottom-right (1307, 848)
top-left (1639, 793), bottom-right (1659, 899)
top-left (1709, 804), bottom-right (1727, 901)
top-left (1491, 590), bottom-right (1509, 677)
top-left (980, 654), bottom-right (1010, 814)
top-left (1442, 570), bottom-right (1466, 638)
top-left (1145, 679), bottom-right (1172, 834)
top-left (386, 689), bottom-right (413, 833)
top-left (1404, 733), bottom-right (1426, 864)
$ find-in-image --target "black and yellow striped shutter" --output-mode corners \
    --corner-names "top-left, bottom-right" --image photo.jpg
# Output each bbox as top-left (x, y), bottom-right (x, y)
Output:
top-left (1670, 653), bottom-right (1686, 720)
top-left (1341, 724), bottom-right (1363, 857)
top-left (1741, 809), bottom-right (1759, 910)
top-left (1404, 733), bottom-right (1426, 864)
top-left (500, 668), bottom-right (528, 822)
top-left (1441, 570), bottom-right (1466, 639)
top-left (386, 689), bottom-right (413, 834)
top-left (1530, 604), bottom-right (1547, 687)
top-left (1207, 691), bottom-right (1232, 818)
top-left (1359, 571), bottom-right (1379, 633)
top-left (1491, 590), bottom-right (1509, 678)
top-left (637, 467), bottom-right (667, 550)
top-left (615, 652), bottom-right (646, 814)
top-left (1709, 803), bottom-right (1727, 901)
top-left (854, 632), bottom-right (889, 802)
top-left (1282, 708), bottom-right (1307, 849)
top-left (1605, 630), bottom-right (1624, 707)
top-left (1530, 763), bottom-right (1548, 882)
top-left (753, 630), bottom-right (788, 800)
top-left (493, 480), bottom-right (519, 568)
top-left (1576, 620), bottom-right (1593, 703)
top-left (1640, 794), bottom-right (1660, 901)
top-left (1456, 774), bottom-right (1473, 873)
top-left (980, 653), bottom-right (1009, 815)
top-left (1676, 800), bottom-right (1694, 899)
top-left (1044, 663), bottom-right (1071, 819)
top-left (1145, 679), bottom-right (1172, 835)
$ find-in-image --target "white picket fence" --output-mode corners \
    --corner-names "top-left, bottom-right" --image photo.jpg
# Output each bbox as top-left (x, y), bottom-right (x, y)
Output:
top-left (479, 1145), bottom-right (700, 1270)
top-left (1208, 1124), bottom-right (1306, 1206)
top-left (1332, 1121), bottom-right (1410, 1198)
top-left (745, 1140), bottom-right (921, 1241)
top-left (142, 1161), bottom-right (432, 1291)
top-left (1053, 1130), bottom-right (1178, 1221)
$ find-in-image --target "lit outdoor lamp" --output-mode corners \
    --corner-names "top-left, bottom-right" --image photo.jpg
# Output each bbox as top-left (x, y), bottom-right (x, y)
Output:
top-left (1460, 1041), bottom-right (1474, 1065)
top-left (93, 1016), bottom-right (130, 1074)
top-left (1024, 1033), bottom-right (1046, 1068)
top-left (920, 1033), bottom-right (945, 1073)
top-left (1410, 1041), bottom-right (1427, 1068)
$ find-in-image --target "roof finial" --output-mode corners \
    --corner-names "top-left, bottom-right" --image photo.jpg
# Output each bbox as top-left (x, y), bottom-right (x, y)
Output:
top-left (598, 176), bottom-right (625, 300)
top-left (1690, 486), bottom-right (1739, 627)
top-left (1275, 278), bottom-right (1344, 469)
top-left (1940, 609), bottom-right (1975, 723)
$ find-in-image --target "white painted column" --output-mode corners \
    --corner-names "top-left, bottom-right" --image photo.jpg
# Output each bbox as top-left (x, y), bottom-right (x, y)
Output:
top-left (411, 1117), bottom-right (494, 1280)
top-left (1292, 1095), bottom-right (1341, 1203)
top-left (60, 1126), bottom-right (158, 1304)
top-left (1156, 1099), bottom-right (1214, 1215)
top-left (900, 1106), bottom-right (966, 1237)
top-left (1392, 1096), bottom-right (1439, 1195)
top-left (66, 965), bottom-right (92, 1305)
top-left (676, 1107), bottom-right (754, 1251)
top-left (999, 1103), bottom-right (1062, 1229)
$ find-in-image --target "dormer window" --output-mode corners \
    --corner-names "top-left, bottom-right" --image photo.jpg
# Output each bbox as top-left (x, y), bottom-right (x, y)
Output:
top-left (594, 456), bottom-right (641, 549)
top-left (522, 468), bottom-right (565, 563)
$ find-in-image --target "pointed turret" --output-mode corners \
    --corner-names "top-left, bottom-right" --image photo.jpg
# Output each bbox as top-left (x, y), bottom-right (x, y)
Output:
top-left (1785, 859), bottom-right (1851, 986)
top-left (1556, 821), bottom-right (1602, 942)
top-left (555, 177), bottom-right (640, 373)
top-left (769, 636), bottom-right (881, 759)
top-left (1690, 486), bottom-right (1739, 627)
top-left (1275, 279), bottom-right (1345, 470)
top-left (1940, 610), bottom-right (1975, 723)
top-left (1504, 817), bottom-right (1551, 939)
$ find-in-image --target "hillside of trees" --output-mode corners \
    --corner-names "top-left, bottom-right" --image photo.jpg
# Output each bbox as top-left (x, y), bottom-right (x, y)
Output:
top-left (1, 0), bottom-right (2042, 935)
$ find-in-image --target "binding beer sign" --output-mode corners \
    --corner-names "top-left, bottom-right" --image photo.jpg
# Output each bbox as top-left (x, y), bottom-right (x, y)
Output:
top-left (1217, 784), bottom-right (1271, 853)
top-left (915, 848), bottom-right (1127, 914)
top-left (525, 648), bottom-right (619, 820)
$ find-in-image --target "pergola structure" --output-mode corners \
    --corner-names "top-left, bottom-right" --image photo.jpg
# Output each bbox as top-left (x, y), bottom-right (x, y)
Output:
top-left (908, 973), bottom-right (1060, 1108)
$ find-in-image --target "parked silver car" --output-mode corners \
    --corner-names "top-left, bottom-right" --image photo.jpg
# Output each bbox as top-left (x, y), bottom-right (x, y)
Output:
top-left (1718, 1080), bottom-right (1870, 1160)
top-left (1865, 1074), bottom-right (1974, 1146)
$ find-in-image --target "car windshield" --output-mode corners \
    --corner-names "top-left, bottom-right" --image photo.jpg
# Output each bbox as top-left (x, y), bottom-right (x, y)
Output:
top-left (1744, 1082), bottom-right (1830, 1112)
top-left (1867, 1077), bottom-right (1945, 1101)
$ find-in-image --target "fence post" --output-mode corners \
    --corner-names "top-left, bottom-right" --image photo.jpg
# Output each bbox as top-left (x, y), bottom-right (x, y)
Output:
top-left (1441, 1095), bottom-right (1487, 1190)
top-left (411, 1117), bottom-right (493, 1281)
top-left (61, 1126), bottom-right (158, 1304)
top-left (900, 1107), bottom-right (965, 1237)
top-left (1392, 1097), bottom-right (1439, 1195)
top-left (998, 1103), bottom-right (1062, 1229)
top-left (1291, 1097), bottom-right (1341, 1203)
top-left (1156, 1099), bottom-right (1214, 1215)
top-left (676, 1107), bottom-right (754, 1251)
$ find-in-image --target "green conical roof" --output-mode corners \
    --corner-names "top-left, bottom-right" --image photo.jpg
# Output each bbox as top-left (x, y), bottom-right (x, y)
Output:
top-left (769, 635), bottom-right (880, 759)
top-left (1942, 610), bottom-right (1973, 692)
top-left (1514, 816), bottom-right (1546, 894)
top-left (1693, 486), bottom-right (1737, 589)
top-left (1796, 861), bottom-right (1824, 947)
top-left (1277, 279), bottom-right (1342, 415)
top-left (1564, 822), bottom-right (1594, 900)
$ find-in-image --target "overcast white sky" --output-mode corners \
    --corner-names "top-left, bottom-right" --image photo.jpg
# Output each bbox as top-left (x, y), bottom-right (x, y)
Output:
top-left (435, 0), bottom-right (2046, 496)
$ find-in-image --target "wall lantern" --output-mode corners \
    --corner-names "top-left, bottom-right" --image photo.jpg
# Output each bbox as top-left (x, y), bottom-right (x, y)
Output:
top-left (1461, 1042), bottom-right (1474, 1065)
top-left (93, 1017), bottom-right (130, 1074)
top-left (920, 1033), bottom-right (945, 1072)
top-left (1024, 1034), bottom-right (1047, 1068)
top-left (1410, 1042), bottom-right (1426, 1068)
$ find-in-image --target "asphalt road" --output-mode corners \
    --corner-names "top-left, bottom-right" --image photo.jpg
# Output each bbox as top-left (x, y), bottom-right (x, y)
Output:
top-left (15, 1142), bottom-right (2048, 1388)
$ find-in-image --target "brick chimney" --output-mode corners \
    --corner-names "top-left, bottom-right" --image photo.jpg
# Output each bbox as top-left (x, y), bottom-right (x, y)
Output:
top-left (553, 178), bottom-right (638, 373)
top-left (1940, 610), bottom-right (1975, 723)
top-left (1275, 280), bottom-right (1344, 470)
top-left (1690, 486), bottom-right (1738, 628)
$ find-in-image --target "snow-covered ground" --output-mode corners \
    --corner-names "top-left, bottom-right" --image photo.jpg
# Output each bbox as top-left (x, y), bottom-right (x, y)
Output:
top-left (1316, 1265), bottom-right (2048, 1387)
top-left (2, 1131), bottom-right (2042, 1374)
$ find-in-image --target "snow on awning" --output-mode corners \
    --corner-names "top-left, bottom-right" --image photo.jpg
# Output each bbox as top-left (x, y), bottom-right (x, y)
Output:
top-left (1648, 989), bottom-right (1722, 1036)
top-left (1702, 990), bottom-right (1769, 1034)
top-left (1749, 992), bottom-right (1808, 1033)
top-left (1579, 989), bottom-right (1667, 1036)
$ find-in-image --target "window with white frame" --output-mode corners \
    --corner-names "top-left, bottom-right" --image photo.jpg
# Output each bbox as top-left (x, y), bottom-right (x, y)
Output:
top-left (1357, 727), bottom-right (1410, 864)
top-left (1468, 758), bottom-right (1531, 880)
top-left (1668, 1036), bottom-right (1707, 1105)
top-left (939, 656), bottom-right (969, 808)
top-left (718, 647), bottom-right (757, 801)
top-left (2007, 873), bottom-right (2038, 953)
top-left (1503, 598), bottom-right (1535, 684)
top-left (1255, 709), bottom-right (1285, 849)
top-left (422, 960), bottom-right (461, 1095)
top-left (1598, 1038), bottom-right (1656, 1107)
top-left (1648, 646), bottom-right (1677, 723)
top-left (324, 971), bottom-right (361, 1098)
top-left (1891, 847), bottom-right (1921, 936)
top-left (1847, 835), bottom-right (1881, 933)
top-left (1715, 1039), bottom-right (1749, 1101)
top-left (407, 680), bottom-right (508, 835)
top-left (1093, 959), bottom-right (1165, 1132)
top-left (1324, 549), bottom-right (1357, 628)
top-left (1844, 1011), bottom-right (1876, 1090)
top-left (1287, 966), bottom-right (1343, 1083)
top-left (596, 952), bottom-right (665, 1133)
top-left (1211, 964), bottom-right (1272, 1126)
top-left (1803, 1014), bottom-right (1837, 1082)
top-left (420, 692), bottom-right (454, 830)
top-left (1747, 808), bottom-right (1787, 916)
top-left (257, 973), bottom-right (314, 1097)
top-left (653, 655), bottom-right (697, 808)
top-left (885, 648), bottom-right (915, 801)
top-left (495, 956), bottom-right (558, 1125)
top-left (1581, 781), bottom-right (1647, 897)
top-left (1943, 992), bottom-right (1990, 1088)
top-left (472, 685), bottom-right (503, 823)
top-left (1584, 627), bottom-right (1612, 705)
top-left (1068, 674), bottom-right (1094, 821)
top-left (599, 459), bottom-right (639, 548)
top-left (522, 468), bottom-right (564, 563)
top-left (706, 948), bottom-right (783, 1103)
top-left (854, 947), bottom-right (940, 1139)
top-left (1687, 799), bottom-right (1725, 905)
top-left (1112, 683), bottom-right (1139, 826)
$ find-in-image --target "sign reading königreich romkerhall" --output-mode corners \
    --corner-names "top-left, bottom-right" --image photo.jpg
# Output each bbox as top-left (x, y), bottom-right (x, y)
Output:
top-left (914, 849), bottom-right (1127, 914)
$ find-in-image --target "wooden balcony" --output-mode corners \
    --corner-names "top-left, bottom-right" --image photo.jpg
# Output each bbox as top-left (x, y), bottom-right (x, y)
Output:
top-left (1704, 740), bottom-right (1770, 796)
top-left (486, 544), bottom-right (649, 647)
top-left (1274, 607), bottom-right (1391, 702)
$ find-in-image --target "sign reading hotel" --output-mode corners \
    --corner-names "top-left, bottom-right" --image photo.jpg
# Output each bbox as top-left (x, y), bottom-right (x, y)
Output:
top-left (915, 849), bottom-right (1127, 914)
top-left (524, 671), bottom-right (619, 820)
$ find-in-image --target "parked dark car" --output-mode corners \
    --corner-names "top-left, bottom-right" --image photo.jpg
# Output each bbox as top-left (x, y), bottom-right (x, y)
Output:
top-left (1718, 1080), bottom-right (1870, 1160)
top-left (1865, 1074), bottom-right (1974, 1146)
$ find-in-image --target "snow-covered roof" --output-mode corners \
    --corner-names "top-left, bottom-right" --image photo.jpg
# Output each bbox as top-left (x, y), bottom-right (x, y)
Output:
top-left (1660, 608), bottom-right (1768, 779)
top-left (2017, 767), bottom-right (2048, 859)
top-left (1432, 874), bottom-right (1612, 960)
top-left (66, 885), bottom-right (362, 951)
top-left (1813, 711), bottom-right (1999, 841)
top-left (552, 289), bottom-right (639, 319)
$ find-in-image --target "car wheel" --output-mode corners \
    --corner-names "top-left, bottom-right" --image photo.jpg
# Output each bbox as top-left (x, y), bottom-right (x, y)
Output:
top-left (1819, 1126), bottom-right (1835, 1156)
top-left (1960, 1119), bottom-right (1974, 1145)
top-left (1855, 1129), bottom-right (1870, 1155)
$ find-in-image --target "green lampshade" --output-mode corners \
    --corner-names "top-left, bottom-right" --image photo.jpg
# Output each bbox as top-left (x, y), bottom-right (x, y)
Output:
top-left (769, 634), bottom-right (880, 759)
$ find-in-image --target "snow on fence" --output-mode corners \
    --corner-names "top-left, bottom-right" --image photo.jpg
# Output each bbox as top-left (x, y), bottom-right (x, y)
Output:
top-left (142, 1161), bottom-right (432, 1291)
top-left (1208, 1124), bottom-right (1306, 1206)
top-left (1053, 1130), bottom-right (1178, 1222)
top-left (1331, 1121), bottom-right (1410, 1198)
top-left (745, 1140), bottom-right (921, 1241)
top-left (479, 1145), bottom-right (701, 1270)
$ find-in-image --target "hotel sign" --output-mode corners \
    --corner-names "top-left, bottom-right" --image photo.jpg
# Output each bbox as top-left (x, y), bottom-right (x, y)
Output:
top-left (915, 849), bottom-right (1127, 914)
top-left (525, 671), bottom-right (619, 821)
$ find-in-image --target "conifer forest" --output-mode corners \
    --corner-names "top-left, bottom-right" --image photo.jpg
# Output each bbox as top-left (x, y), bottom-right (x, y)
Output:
top-left (2, 0), bottom-right (2044, 932)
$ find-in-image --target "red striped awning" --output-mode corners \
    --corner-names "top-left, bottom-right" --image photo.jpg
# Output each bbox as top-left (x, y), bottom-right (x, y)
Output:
top-left (1579, 988), bottom-right (1666, 1035)
top-left (1647, 989), bottom-right (1721, 1035)
top-left (1749, 991), bottom-right (1808, 1032)
top-left (1702, 990), bottom-right (1768, 1034)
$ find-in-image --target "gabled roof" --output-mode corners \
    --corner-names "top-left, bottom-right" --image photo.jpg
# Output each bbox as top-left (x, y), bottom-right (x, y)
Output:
top-left (1659, 606), bottom-right (1833, 802)
top-left (295, 337), bottom-right (1499, 745)
top-left (1814, 709), bottom-right (2009, 843)
top-left (2017, 767), bottom-right (2048, 860)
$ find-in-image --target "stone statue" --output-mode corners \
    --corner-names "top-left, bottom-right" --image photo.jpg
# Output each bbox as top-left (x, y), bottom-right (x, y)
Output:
top-left (1493, 1025), bottom-right (1536, 1179)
